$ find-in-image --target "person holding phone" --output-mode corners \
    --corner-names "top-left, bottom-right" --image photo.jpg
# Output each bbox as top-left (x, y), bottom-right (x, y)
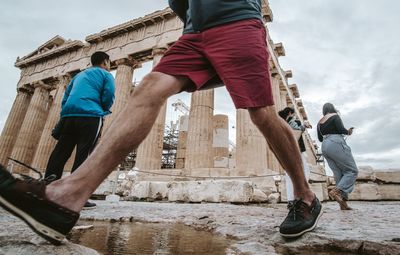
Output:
top-left (317, 103), bottom-right (358, 210)
top-left (278, 107), bottom-right (311, 204)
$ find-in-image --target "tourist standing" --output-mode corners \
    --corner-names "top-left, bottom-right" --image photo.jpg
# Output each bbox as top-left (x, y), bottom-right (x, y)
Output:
top-left (44, 51), bottom-right (115, 209)
top-left (318, 103), bottom-right (358, 210)
top-left (278, 107), bottom-right (311, 203)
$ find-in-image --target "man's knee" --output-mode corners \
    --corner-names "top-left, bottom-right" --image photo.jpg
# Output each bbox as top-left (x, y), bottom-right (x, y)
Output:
top-left (248, 105), bottom-right (278, 128)
top-left (135, 72), bottom-right (186, 100)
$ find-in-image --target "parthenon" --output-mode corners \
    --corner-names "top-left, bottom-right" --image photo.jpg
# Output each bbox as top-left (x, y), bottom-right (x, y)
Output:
top-left (0, 1), bottom-right (326, 201)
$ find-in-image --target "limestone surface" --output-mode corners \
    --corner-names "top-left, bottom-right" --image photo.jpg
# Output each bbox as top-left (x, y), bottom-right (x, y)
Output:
top-left (1, 201), bottom-right (399, 254)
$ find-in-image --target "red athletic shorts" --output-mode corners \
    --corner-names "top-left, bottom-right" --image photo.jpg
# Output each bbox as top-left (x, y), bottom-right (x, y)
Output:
top-left (153, 18), bottom-right (274, 109)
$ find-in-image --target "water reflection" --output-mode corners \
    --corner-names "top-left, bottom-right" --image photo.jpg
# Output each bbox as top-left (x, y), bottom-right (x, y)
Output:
top-left (69, 221), bottom-right (230, 255)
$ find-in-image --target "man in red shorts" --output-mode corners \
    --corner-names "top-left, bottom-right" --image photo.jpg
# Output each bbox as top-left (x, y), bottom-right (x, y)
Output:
top-left (0, 0), bottom-right (322, 244)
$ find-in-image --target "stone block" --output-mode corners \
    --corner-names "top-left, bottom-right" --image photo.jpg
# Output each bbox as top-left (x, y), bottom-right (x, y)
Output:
top-left (149, 182), bottom-right (169, 200)
top-left (186, 168), bottom-right (231, 177)
top-left (251, 188), bottom-right (268, 202)
top-left (349, 183), bottom-right (379, 200)
top-left (309, 171), bottom-right (328, 182)
top-left (167, 180), bottom-right (253, 203)
top-left (346, 183), bottom-right (400, 200)
top-left (267, 193), bottom-right (280, 204)
top-left (129, 181), bottom-right (151, 200)
top-left (248, 177), bottom-right (278, 194)
top-left (357, 166), bottom-right (375, 181)
top-left (309, 182), bottom-right (329, 201)
top-left (93, 171), bottom-right (118, 196)
top-left (309, 165), bottom-right (326, 175)
top-left (374, 169), bottom-right (400, 184)
top-left (377, 184), bottom-right (400, 200)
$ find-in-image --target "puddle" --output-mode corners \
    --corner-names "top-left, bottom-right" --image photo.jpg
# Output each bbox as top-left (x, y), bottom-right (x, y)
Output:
top-left (69, 221), bottom-right (230, 255)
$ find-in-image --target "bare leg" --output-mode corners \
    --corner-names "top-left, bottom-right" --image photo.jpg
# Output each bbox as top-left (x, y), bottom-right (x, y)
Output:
top-left (248, 106), bottom-right (314, 204)
top-left (45, 72), bottom-right (189, 212)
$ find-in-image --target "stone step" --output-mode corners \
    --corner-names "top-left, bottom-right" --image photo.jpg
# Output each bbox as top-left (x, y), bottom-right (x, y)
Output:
top-left (349, 183), bottom-right (400, 200)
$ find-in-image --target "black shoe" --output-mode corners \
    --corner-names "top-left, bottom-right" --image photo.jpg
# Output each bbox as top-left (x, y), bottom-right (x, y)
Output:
top-left (0, 164), bottom-right (79, 245)
top-left (83, 201), bottom-right (96, 210)
top-left (279, 195), bottom-right (322, 238)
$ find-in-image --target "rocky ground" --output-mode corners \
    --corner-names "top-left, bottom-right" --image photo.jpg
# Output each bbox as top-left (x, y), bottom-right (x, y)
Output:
top-left (0, 201), bottom-right (399, 255)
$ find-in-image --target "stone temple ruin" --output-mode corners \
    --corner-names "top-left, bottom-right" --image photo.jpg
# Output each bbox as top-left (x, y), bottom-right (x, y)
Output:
top-left (0, 1), bottom-right (398, 203)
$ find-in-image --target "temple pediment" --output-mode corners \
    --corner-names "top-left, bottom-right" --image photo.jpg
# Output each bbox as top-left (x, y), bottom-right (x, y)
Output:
top-left (19, 36), bottom-right (67, 60)
top-left (15, 35), bottom-right (84, 68)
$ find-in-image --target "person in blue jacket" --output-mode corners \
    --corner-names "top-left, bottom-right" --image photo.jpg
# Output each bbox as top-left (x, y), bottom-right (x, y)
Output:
top-left (44, 51), bottom-right (115, 209)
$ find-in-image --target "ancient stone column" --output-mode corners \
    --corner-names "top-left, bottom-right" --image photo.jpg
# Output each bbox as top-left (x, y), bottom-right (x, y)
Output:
top-left (135, 47), bottom-right (167, 170)
top-left (213, 114), bottom-right (229, 168)
top-left (10, 82), bottom-right (51, 174)
top-left (176, 115), bottom-right (189, 169)
top-left (102, 57), bottom-right (137, 134)
top-left (235, 109), bottom-right (267, 176)
top-left (184, 90), bottom-right (214, 170)
top-left (280, 90), bottom-right (288, 108)
top-left (31, 75), bottom-right (70, 170)
top-left (271, 74), bottom-right (282, 111)
top-left (0, 87), bottom-right (32, 166)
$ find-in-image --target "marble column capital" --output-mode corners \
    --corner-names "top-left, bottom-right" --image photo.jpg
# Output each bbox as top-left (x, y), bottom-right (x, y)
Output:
top-left (152, 46), bottom-right (168, 57)
top-left (33, 81), bottom-right (53, 91)
top-left (115, 57), bottom-right (140, 68)
top-left (17, 86), bottom-right (33, 95)
top-left (57, 74), bottom-right (72, 89)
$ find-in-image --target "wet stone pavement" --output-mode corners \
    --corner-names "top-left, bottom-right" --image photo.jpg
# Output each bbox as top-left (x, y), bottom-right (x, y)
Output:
top-left (0, 201), bottom-right (399, 254)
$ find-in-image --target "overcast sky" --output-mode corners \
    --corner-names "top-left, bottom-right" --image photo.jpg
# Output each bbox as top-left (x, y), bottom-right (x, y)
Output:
top-left (0, 0), bottom-right (399, 169)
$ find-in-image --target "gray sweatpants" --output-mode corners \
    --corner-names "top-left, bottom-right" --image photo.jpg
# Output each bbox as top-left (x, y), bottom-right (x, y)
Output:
top-left (322, 134), bottom-right (358, 199)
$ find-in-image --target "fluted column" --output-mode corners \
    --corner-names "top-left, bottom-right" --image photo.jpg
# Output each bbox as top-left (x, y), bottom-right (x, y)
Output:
top-left (185, 89), bottom-right (214, 169)
top-left (176, 115), bottom-right (189, 169)
top-left (135, 47), bottom-right (167, 170)
top-left (103, 57), bottom-right (138, 134)
top-left (272, 74), bottom-right (282, 110)
top-left (213, 114), bottom-right (229, 168)
top-left (0, 87), bottom-right (32, 166)
top-left (31, 75), bottom-right (70, 170)
top-left (10, 82), bottom-right (51, 174)
top-left (280, 90), bottom-right (288, 108)
top-left (235, 109), bottom-right (267, 176)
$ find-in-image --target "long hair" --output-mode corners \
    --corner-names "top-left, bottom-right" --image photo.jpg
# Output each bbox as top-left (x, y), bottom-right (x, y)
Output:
top-left (278, 107), bottom-right (295, 120)
top-left (322, 103), bottom-right (338, 116)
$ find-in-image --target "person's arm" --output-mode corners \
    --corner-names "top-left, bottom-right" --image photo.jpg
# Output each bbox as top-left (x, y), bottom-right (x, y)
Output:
top-left (289, 118), bottom-right (306, 131)
top-left (334, 115), bottom-right (350, 135)
top-left (317, 124), bottom-right (323, 142)
top-left (61, 79), bottom-right (75, 108)
top-left (101, 73), bottom-right (116, 114)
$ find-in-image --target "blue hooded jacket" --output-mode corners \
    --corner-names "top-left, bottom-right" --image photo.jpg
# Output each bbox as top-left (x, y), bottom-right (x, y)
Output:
top-left (61, 67), bottom-right (115, 118)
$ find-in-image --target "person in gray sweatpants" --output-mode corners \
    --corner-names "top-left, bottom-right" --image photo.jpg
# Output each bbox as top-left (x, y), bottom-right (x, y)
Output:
top-left (318, 103), bottom-right (358, 210)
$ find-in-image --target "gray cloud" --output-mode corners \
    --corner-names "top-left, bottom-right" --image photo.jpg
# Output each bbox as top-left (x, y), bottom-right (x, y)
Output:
top-left (268, 0), bottom-right (400, 169)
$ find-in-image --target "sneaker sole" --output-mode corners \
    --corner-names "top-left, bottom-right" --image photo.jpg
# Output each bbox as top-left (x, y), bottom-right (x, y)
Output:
top-left (82, 206), bottom-right (96, 210)
top-left (280, 204), bottom-right (323, 238)
top-left (0, 195), bottom-right (65, 245)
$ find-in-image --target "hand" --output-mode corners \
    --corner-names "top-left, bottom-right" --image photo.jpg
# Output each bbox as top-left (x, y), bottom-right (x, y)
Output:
top-left (348, 127), bottom-right (354, 135)
top-left (304, 121), bottom-right (312, 129)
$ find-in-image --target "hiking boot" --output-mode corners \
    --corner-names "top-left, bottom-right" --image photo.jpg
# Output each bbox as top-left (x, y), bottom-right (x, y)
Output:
top-left (279, 195), bottom-right (323, 238)
top-left (329, 187), bottom-right (351, 210)
top-left (0, 164), bottom-right (79, 245)
top-left (83, 201), bottom-right (96, 210)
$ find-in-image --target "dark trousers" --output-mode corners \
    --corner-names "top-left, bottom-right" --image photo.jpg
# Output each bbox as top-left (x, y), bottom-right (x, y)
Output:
top-left (45, 117), bottom-right (102, 179)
